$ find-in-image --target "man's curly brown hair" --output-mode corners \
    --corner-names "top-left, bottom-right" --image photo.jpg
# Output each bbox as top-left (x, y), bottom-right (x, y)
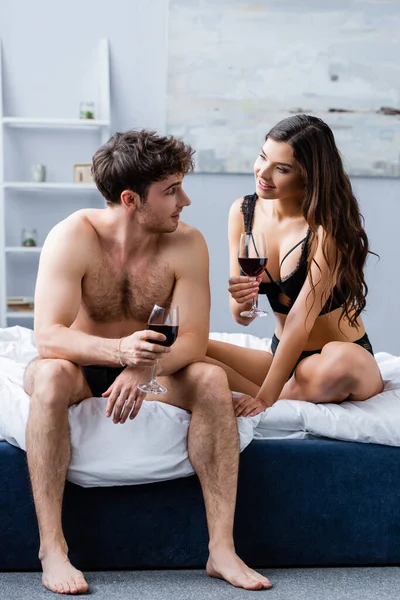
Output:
top-left (92, 129), bottom-right (195, 204)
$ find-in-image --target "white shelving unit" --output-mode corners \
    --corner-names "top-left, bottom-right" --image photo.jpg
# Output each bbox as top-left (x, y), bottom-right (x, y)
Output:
top-left (4, 182), bottom-right (97, 191)
top-left (0, 38), bottom-right (111, 328)
top-left (6, 311), bottom-right (34, 319)
top-left (2, 118), bottom-right (110, 128)
top-left (5, 247), bottom-right (43, 253)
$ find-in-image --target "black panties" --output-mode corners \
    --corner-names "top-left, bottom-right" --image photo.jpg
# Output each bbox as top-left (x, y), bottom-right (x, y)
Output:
top-left (271, 332), bottom-right (374, 379)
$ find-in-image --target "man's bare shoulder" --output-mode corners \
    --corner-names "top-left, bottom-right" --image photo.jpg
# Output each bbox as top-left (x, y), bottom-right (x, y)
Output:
top-left (169, 222), bottom-right (209, 281)
top-left (171, 221), bottom-right (208, 251)
top-left (43, 209), bottom-right (100, 251)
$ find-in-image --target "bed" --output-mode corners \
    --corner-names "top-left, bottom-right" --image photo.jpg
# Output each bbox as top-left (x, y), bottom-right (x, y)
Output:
top-left (1, 326), bottom-right (400, 570)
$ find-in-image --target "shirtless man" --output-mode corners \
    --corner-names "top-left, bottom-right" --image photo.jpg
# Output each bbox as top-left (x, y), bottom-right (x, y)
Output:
top-left (24, 130), bottom-right (272, 594)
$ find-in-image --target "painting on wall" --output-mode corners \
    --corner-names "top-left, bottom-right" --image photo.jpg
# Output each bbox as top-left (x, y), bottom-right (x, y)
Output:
top-left (166, 0), bottom-right (400, 176)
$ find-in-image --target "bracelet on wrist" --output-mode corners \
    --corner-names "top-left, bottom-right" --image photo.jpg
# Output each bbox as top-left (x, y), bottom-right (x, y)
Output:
top-left (117, 337), bottom-right (126, 367)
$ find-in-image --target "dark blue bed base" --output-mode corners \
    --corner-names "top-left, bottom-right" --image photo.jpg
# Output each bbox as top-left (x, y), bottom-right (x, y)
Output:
top-left (1, 438), bottom-right (400, 570)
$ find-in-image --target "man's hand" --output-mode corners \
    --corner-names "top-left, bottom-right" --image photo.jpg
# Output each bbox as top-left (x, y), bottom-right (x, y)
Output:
top-left (102, 366), bottom-right (151, 424)
top-left (232, 394), bottom-right (266, 418)
top-left (120, 330), bottom-right (170, 367)
top-left (228, 275), bottom-right (262, 304)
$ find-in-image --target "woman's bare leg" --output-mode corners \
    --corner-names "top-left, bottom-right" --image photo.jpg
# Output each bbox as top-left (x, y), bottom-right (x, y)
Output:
top-left (207, 340), bottom-right (273, 393)
top-left (205, 356), bottom-right (260, 396)
top-left (280, 342), bottom-right (383, 403)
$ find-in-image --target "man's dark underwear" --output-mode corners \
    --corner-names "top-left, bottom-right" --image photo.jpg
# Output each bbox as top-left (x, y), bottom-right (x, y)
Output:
top-left (82, 365), bottom-right (126, 398)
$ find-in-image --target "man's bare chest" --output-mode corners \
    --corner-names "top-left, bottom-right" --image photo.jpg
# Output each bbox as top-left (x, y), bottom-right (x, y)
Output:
top-left (81, 255), bottom-right (175, 323)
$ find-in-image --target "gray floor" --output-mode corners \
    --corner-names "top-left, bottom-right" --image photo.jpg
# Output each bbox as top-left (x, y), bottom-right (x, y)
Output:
top-left (1, 567), bottom-right (399, 600)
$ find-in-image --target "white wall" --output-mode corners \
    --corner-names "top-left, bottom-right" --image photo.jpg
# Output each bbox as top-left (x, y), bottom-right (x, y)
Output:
top-left (1, 0), bottom-right (399, 353)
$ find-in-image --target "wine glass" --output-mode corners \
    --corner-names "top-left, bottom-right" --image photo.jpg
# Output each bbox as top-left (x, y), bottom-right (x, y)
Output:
top-left (238, 232), bottom-right (268, 318)
top-left (138, 304), bottom-right (179, 395)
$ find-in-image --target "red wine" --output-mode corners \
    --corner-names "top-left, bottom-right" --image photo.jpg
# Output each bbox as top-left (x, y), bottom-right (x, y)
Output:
top-left (147, 324), bottom-right (179, 347)
top-left (238, 257), bottom-right (268, 277)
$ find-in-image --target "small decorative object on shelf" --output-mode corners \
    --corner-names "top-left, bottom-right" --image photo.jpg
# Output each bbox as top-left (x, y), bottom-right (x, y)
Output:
top-left (79, 101), bottom-right (95, 119)
top-left (7, 296), bottom-right (35, 312)
top-left (31, 164), bottom-right (46, 182)
top-left (21, 228), bottom-right (37, 247)
top-left (73, 163), bottom-right (93, 183)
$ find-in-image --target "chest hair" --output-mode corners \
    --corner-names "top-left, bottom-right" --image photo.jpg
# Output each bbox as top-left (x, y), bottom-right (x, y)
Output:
top-left (82, 256), bottom-right (174, 322)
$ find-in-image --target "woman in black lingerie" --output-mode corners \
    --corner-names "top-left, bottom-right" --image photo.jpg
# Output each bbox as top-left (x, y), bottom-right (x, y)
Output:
top-left (207, 114), bottom-right (384, 417)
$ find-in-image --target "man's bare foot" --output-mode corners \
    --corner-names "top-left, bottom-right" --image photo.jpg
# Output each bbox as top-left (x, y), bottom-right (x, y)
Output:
top-left (41, 551), bottom-right (88, 595)
top-left (206, 549), bottom-right (272, 590)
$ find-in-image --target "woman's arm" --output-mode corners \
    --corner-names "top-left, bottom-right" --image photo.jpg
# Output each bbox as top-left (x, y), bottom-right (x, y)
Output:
top-left (256, 227), bottom-right (338, 407)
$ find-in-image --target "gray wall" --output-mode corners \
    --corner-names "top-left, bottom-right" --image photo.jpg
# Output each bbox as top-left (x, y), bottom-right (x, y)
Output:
top-left (1, 0), bottom-right (399, 353)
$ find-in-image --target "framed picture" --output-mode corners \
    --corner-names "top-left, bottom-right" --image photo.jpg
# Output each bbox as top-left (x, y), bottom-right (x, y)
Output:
top-left (167, 0), bottom-right (400, 177)
top-left (73, 163), bottom-right (93, 184)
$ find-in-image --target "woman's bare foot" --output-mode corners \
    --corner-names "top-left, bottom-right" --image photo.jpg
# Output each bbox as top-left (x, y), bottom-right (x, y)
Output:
top-left (41, 550), bottom-right (88, 595)
top-left (206, 548), bottom-right (272, 590)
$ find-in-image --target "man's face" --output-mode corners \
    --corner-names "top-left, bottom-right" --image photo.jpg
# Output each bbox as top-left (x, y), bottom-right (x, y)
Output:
top-left (136, 175), bottom-right (191, 233)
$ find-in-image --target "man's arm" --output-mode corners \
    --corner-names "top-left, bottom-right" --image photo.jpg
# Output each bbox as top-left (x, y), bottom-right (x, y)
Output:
top-left (34, 215), bottom-right (165, 367)
top-left (157, 227), bottom-right (211, 376)
top-left (34, 216), bottom-right (119, 365)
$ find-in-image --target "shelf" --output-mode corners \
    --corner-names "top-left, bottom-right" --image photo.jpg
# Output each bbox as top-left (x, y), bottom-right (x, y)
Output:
top-left (5, 246), bottom-right (42, 253)
top-left (3, 182), bottom-right (97, 191)
top-left (0, 38), bottom-right (110, 328)
top-left (2, 117), bottom-right (110, 129)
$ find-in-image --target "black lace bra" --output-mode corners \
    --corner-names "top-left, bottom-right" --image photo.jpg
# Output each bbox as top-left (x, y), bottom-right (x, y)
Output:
top-left (241, 193), bottom-right (346, 316)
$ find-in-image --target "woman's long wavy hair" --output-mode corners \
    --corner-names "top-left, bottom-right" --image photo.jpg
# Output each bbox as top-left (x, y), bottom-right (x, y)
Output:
top-left (266, 114), bottom-right (372, 327)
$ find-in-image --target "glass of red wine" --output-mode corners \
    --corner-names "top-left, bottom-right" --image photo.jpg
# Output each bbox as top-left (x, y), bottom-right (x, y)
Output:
top-left (238, 232), bottom-right (268, 318)
top-left (138, 304), bottom-right (179, 395)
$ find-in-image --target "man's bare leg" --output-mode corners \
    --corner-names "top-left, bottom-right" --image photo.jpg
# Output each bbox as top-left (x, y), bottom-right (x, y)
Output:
top-left (153, 362), bottom-right (272, 590)
top-left (24, 358), bottom-right (92, 595)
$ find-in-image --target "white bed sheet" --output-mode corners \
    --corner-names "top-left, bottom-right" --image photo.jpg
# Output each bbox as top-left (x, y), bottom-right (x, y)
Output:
top-left (1, 326), bottom-right (400, 488)
top-left (0, 327), bottom-right (255, 487)
top-left (211, 331), bottom-right (400, 446)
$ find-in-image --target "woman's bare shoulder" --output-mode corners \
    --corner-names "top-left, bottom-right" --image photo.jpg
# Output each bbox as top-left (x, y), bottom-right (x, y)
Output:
top-left (230, 196), bottom-right (245, 215)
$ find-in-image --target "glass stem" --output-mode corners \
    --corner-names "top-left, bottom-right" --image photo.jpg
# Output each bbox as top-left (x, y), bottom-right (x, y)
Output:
top-left (150, 360), bottom-right (158, 384)
top-left (252, 296), bottom-right (257, 311)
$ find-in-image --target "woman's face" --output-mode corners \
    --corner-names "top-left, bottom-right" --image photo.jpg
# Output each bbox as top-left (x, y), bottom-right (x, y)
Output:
top-left (254, 138), bottom-right (305, 201)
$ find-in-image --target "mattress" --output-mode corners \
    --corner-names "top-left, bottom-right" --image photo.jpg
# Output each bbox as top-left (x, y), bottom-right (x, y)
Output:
top-left (1, 326), bottom-right (400, 487)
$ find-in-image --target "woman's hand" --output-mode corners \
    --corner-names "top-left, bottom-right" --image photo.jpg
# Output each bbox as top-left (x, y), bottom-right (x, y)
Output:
top-left (232, 393), bottom-right (267, 418)
top-left (228, 275), bottom-right (261, 304)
